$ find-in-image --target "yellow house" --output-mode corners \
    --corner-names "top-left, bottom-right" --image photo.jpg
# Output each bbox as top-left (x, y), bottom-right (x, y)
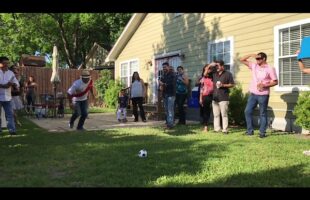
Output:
top-left (106, 13), bottom-right (310, 133)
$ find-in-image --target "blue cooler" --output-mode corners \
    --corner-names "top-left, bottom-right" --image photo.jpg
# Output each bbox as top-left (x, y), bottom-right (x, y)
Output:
top-left (188, 86), bottom-right (200, 108)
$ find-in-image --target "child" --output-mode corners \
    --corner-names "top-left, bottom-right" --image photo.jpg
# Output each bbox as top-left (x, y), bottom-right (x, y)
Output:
top-left (117, 89), bottom-right (128, 122)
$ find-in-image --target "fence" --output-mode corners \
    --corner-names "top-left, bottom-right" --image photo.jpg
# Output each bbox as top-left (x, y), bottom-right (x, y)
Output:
top-left (20, 66), bottom-right (100, 106)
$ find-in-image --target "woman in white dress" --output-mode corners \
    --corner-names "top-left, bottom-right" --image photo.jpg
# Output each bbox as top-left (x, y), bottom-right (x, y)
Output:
top-left (130, 72), bottom-right (147, 122)
top-left (10, 65), bottom-right (24, 126)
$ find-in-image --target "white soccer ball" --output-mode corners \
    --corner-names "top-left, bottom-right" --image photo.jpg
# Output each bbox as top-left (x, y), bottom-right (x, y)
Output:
top-left (138, 149), bottom-right (147, 158)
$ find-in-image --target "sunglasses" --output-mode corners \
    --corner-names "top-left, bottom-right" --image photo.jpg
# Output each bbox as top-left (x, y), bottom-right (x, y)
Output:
top-left (256, 57), bottom-right (263, 60)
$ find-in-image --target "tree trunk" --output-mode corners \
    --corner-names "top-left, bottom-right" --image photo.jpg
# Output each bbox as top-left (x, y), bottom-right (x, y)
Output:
top-left (50, 14), bottom-right (76, 68)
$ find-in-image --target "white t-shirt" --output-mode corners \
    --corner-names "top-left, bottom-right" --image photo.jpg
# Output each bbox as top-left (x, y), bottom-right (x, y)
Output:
top-left (0, 70), bottom-right (20, 101)
top-left (131, 80), bottom-right (143, 98)
top-left (67, 79), bottom-right (89, 102)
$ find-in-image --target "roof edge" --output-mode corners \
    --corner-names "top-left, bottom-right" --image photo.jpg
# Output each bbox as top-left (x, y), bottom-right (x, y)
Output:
top-left (105, 13), bottom-right (147, 63)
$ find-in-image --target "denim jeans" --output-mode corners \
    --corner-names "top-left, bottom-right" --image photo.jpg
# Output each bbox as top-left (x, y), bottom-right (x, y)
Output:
top-left (70, 100), bottom-right (88, 130)
top-left (244, 93), bottom-right (269, 135)
top-left (0, 101), bottom-right (16, 133)
top-left (164, 95), bottom-right (175, 127)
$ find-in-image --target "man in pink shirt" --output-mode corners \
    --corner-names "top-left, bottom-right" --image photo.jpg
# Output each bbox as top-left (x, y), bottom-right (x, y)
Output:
top-left (240, 52), bottom-right (278, 138)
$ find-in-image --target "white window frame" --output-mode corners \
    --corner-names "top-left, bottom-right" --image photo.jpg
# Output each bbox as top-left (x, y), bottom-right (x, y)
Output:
top-left (274, 18), bottom-right (310, 92)
top-left (152, 50), bottom-right (183, 104)
top-left (119, 59), bottom-right (139, 87)
top-left (174, 13), bottom-right (183, 17)
top-left (207, 36), bottom-right (234, 74)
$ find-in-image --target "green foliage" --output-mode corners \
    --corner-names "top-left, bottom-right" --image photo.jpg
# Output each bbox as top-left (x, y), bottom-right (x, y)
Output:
top-left (0, 13), bottom-right (132, 67)
top-left (228, 83), bottom-right (249, 126)
top-left (293, 91), bottom-right (310, 130)
top-left (94, 70), bottom-right (113, 101)
top-left (104, 79), bottom-right (123, 108)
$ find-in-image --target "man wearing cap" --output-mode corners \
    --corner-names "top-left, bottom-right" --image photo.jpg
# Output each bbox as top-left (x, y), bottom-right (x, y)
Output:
top-left (67, 70), bottom-right (95, 131)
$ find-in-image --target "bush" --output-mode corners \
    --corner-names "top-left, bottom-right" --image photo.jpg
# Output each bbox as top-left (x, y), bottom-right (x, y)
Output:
top-left (94, 70), bottom-right (113, 101)
top-left (104, 79), bottom-right (123, 109)
top-left (228, 83), bottom-right (249, 126)
top-left (293, 91), bottom-right (310, 130)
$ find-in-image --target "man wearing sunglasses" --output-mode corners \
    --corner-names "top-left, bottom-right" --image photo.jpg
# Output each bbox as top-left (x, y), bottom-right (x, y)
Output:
top-left (240, 52), bottom-right (278, 138)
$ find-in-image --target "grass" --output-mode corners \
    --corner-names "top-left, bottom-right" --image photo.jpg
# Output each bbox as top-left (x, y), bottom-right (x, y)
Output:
top-left (0, 118), bottom-right (309, 187)
top-left (64, 106), bottom-right (115, 114)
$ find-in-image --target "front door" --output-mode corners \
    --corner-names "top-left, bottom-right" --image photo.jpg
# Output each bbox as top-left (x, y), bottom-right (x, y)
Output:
top-left (152, 55), bottom-right (181, 104)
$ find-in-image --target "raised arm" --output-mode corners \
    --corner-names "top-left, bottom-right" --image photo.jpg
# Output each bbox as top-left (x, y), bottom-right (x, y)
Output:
top-left (295, 50), bottom-right (310, 74)
top-left (240, 54), bottom-right (257, 67)
top-left (298, 59), bottom-right (310, 74)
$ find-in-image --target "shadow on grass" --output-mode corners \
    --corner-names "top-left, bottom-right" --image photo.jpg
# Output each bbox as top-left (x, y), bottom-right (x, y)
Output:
top-left (153, 124), bottom-right (200, 136)
top-left (164, 164), bottom-right (310, 187)
top-left (0, 118), bottom-right (230, 187)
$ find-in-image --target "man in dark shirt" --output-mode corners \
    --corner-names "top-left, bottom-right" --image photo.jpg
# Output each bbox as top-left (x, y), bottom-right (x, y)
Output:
top-left (159, 62), bottom-right (176, 129)
top-left (211, 60), bottom-right (235, 134)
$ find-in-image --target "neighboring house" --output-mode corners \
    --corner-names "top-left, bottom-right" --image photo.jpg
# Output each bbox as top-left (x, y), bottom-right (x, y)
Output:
top-left (106, 13), bottom-right (310, 133)
top-left (85, 43), bottom-right (109, 70)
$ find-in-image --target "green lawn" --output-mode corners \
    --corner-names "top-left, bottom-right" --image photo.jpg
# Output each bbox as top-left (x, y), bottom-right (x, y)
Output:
top-left (0, 118), bottom-right (309, 187)
top-left (64, 106), bottom-right (115, 114)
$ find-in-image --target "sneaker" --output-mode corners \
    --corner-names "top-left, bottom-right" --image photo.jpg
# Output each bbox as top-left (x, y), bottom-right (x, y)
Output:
top-left (10, 132), bottom-right (17, 135)
top-left (164, 124), bottom-right (174, 129)
top-left (142, 119), bottom-right (147, 123)
top-left (222, 131), bottom-right (228, 134)
top-left (68, 122), bottom-right (73, 129)
top-left (245, 131), bottom-right (254, 136)
top-left (118, 119), bottom-right (121, 122)
top-left (259, 134), bottom-right (266, 138)
top-left (77, 127), bottom-right (86, 131)
top-left (122, 118), bottom-right (128, 123)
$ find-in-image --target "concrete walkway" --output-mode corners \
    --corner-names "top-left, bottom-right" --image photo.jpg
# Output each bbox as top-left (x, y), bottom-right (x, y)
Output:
top-left (28, 113), bottom-right (165, 132)
top-left (28, 113), bottom-right (200, 133)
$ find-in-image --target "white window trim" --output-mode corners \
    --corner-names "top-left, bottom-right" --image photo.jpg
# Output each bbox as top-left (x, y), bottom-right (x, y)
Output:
top-left (174, 13), bottom-right (183, 17)
top-left (207, 36), bottom-right (234, 74)
top-left (119, 58), bottom-right (139, 87)
top-left (274, 18), bottom-right (310, 92)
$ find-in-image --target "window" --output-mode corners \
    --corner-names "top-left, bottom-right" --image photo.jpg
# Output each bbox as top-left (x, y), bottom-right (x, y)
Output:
top-left (208, 37), bottom-right (234, 73)
top-left (174, 13), bottom-right (183, 17)
top-left (274, 19), bottom-right (310, 91)
top-left (152, 51), bottom-right (182, 103)
top-left (120, 59), bottom-right (139, 87)
top-left (155, 55), bottom-right (181, 80)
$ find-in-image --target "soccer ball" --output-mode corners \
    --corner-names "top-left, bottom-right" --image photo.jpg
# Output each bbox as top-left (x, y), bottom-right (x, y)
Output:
top-left (138, 149), bottom-right (147, 158)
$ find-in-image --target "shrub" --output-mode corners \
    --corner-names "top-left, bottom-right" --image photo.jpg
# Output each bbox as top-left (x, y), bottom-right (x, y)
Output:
top-left (104, 79), bottom-right (123, 109)
top-left (94, 70), bottom-right (113, 101)
top-left (228, 83), bottom-right (249, 126)
top-left (293, 91), bottom-right (310, 130)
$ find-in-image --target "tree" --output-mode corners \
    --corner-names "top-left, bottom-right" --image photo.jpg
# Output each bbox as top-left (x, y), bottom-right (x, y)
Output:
top-left (0, 13), bottom-right (132, 68)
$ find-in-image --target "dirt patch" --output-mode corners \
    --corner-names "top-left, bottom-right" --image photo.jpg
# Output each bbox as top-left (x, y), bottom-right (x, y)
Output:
top-left (295, 134), bottom-right (310, 139)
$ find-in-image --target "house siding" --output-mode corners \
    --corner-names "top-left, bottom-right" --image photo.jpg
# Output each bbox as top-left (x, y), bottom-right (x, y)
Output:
top-left (114, 13), bottom-right (310, 132)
